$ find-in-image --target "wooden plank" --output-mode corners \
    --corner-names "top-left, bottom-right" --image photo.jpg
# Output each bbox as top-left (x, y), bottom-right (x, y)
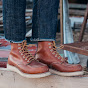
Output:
top-left (69, 4), bottom-right (87, 9)
top-left (69, 9), bottom-right (85, 16)
top-left (61, 42), bottom-right (88, 56)
top-left (74, 22), bottom-right (88, 30)
top-left (58, 9), bottom-right (85, 16)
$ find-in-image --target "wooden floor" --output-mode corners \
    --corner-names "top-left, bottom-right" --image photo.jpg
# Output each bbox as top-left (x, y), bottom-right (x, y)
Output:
top-left (0, 68), bottom-right (88, 88)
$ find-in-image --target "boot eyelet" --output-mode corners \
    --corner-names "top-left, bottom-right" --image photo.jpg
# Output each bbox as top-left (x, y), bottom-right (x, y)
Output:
top-left (49, 46), bottom-right (51, 48)
top-left (27, 60), bottom-right (29, 62)
top-left (18, 47), bottom-right (21, 49)
top-left (58, 57), bottom-right (60, 59)
top-left (23, 56), bottom-right (25, 58)
top-left (19, 50), bottom-right (21, 53)
top-left (25, 58), bottom-right (27, 60)
top-left (48, 43), bottom-right (51, 45)
top-left (50, 49), bottom-right (53, 52)
top-left (21, 53), bottom-right (23, 55)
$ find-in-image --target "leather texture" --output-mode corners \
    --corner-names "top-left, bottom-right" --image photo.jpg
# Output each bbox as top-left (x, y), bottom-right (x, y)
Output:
top-left (8, 41), bottom-right (49, 74)
top-left (36, 41), bottom-right (82, 72)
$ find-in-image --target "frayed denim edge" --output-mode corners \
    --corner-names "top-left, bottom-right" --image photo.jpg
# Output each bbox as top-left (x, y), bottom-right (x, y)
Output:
top-left (5, 38), bottom-right (26, 43)
top-left (30, 38), bottom-right (55, 41)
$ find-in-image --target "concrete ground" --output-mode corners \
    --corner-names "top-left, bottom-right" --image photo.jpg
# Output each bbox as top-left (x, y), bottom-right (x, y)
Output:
top-left (0, 68), bottom-right (87, 88)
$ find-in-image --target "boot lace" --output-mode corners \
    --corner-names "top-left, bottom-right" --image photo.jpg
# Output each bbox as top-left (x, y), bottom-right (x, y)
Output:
top-left (49, 41), bottom-right (67, 63)
top-left (18, 40), bottom-right (35, 63)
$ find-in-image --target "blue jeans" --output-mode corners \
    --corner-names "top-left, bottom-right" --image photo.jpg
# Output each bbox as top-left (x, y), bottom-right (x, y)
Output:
top-left (3, 0), bottom-right (59, 42)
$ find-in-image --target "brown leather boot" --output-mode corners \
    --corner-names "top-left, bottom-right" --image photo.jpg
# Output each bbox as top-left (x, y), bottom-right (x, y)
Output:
top-left (36, 41), bottom-right (84, 77)
top-left (7, 41), bottom-right (51, 78)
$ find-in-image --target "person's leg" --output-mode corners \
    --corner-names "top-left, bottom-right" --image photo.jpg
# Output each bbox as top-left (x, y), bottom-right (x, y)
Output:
top-left (3, 0), bottom-right (26, 42)
top-left (3, 0), bottom-right (50, 78)
top-left (32, 0), bottom-right (84, 76)
top-left (31, 0), bottom-right (58, 41)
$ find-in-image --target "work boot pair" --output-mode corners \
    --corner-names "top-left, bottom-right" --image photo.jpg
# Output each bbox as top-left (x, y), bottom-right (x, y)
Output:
top-left (7, 41), bottom-right (84, 78)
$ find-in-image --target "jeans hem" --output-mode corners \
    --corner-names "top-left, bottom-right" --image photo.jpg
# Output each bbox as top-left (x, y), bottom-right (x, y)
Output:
top-left (30, 38), bottom-right (55, 41)
top-left (5, 38), bottom-right (26, 43)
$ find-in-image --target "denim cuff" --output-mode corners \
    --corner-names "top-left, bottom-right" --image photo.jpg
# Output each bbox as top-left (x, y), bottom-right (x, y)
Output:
top-left (30, 38), bottom-right (55, 41)
top-left (5, 38), bottom-right (26, 43)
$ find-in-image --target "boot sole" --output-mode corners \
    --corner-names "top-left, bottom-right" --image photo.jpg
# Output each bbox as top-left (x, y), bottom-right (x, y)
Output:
top-left (49, 69), bottom-right (84, 77)
top-left (7, 64), bottom-right (51, 78)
